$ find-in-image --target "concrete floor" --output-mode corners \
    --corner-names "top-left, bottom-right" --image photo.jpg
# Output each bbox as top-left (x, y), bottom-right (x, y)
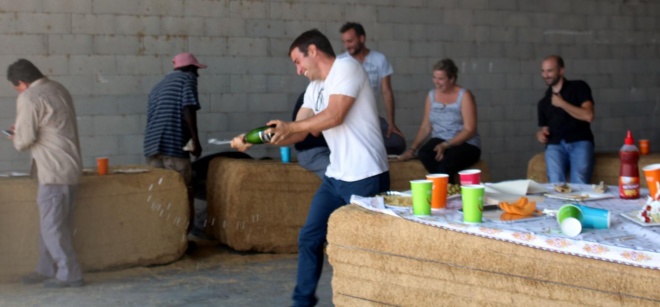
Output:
top-left (0, 240), bottom-right (334, 307)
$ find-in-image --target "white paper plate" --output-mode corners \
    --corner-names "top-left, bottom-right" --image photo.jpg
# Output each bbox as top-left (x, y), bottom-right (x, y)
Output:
top-left (620, 211), bottom-right (660, 227)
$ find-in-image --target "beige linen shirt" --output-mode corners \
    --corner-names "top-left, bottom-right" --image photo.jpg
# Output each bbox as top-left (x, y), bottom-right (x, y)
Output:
top-left (12, 77), bottom-right (82, 185)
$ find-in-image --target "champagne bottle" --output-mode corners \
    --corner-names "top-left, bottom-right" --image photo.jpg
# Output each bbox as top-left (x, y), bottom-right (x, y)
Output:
top-left (244, 126), bottom-right (274, 144)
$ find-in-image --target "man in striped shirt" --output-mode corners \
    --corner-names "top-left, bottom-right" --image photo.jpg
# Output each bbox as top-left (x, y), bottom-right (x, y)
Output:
top-left (144, 52), bottom-right (205, 234)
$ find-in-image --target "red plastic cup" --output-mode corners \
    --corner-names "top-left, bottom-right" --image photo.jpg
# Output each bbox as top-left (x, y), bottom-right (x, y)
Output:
top-left (458, 169), bottom-right (481, 185)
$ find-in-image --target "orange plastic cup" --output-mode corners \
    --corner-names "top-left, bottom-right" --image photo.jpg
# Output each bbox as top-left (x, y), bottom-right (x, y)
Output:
top-left (97, 157), bottom-right (109, 175)
top-left (639, 139), bottom-right (650, 155)
top-left (643, 163), bottom-right (660, 199)
top-left (426, 173), bottom-right (449, 210)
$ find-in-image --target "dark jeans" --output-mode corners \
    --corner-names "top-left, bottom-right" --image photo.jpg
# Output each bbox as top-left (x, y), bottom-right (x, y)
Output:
top-left (417, 138), bottom-right (481, 184)
top-left (292, 171), bottom-right (390, 307)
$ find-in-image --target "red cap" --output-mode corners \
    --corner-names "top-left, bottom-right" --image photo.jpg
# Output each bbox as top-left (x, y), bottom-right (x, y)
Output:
top-left (173, 53), bottom-right (207, 69)
top-left (625, 130), bottom-right (634, 145)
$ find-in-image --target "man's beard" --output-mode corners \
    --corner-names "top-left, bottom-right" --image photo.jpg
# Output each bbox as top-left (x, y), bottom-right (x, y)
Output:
top-left (545, 76), bottom-right (560, 86)
top-left (349, 44), bottom-right (364, 56)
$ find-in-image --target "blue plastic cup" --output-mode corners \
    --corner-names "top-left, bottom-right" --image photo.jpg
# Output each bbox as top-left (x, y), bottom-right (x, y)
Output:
top-left (575, 204), bottom-right (610, 229)
top-left (280, 147), bottom-right (291, 163)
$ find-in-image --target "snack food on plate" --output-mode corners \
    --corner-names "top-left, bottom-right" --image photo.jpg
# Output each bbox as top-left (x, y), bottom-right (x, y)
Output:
top-left (383, 195), bottom-right (412, 207)
top-left (592, 181), bottom-right (608, 193)
top-left (554, 182), bottom-right (572, 193)
top-left (637, 196), bottom-right (660, 223)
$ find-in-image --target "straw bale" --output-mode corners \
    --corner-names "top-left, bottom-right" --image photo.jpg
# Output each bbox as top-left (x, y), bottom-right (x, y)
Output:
top-left (206, 158), bottom-right (321, 253)
top-left (528, 152), bottom-right (660, 187)
top-left (205, 158), bottom-right (489, 253)
top-left (327, 205), bottom-right (660, 306)
top-left (0, 167), bottom-right (188, 282)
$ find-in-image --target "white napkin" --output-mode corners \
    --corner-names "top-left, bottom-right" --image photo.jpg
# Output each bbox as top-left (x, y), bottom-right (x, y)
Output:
top-left (349, 195), bottom-right (400, 217)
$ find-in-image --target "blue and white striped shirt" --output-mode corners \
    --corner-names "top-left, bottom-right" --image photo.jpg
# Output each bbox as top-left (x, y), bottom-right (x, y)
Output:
top-left (144, 71), bottom-right (201, 158)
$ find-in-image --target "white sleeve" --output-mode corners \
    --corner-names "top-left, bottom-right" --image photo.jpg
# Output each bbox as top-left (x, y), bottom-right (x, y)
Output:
top-left (328, 60), bottom-right (363, 98)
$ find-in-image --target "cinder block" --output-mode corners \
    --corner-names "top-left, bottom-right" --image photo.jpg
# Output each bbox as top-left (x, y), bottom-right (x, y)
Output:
top-left (184, 37), bottom-right (229, 56)
top-left (198, 75), bottom-right (231, 94)
top-left (92, 35), bottom-right (141, 55)
top-left (197, 112), bottom-right (228, 133)
top-left (48, 34), bottom-right (93, 55)
top-left (373, 24), bottom-right (427, 41)
top-left (44, 0), bottom-right (91, 13)
top-left (204, 17), bottom-right (246, 37)
top-left (72, 14), bottom-right (115, 35)
top-left (141, 36), bottom-right (188, 56)
top-left (411, 41), bottom-right (443, 57)
top-left (0, 34), bottom-right (46, 55)
top-left (458, 0), bottom-right (488, 9)
top-left (69, 55), bottom-right (117, 75)
top-left (117, 134), bottom-right (144, 155)
top-left (504, 43), bottom-right (533, 60)
top-left (488, 0), bottom-right (516, 10)
top-left (443, 9), bottom-right (473, 26)
top-left (516, 28), bottom-right (544, 43)
top-left (80, 135), bottom-right (119, 156)
top-left (74, 95), bottom-right (117, 116)
top-left (476, 43), bottom-right (505, 58)
top-left (245, 19), bottom-right (287, 38)
top-left (116, 95), bottom-right (148, 115)
top-left (184, 0), bottom-right (229, 18)
top-left (92, 0), bottom-right (183, 16)
top-left (15, 13), bottom-right (70, 34)
top-left (210, 93), bottom-right (247, 113)
top-left (92, 75), bottom-right (144, 95)
top-left (56, 75), bottom-right (95, 96)
top-left (229, 0), bottom-right (267, 19)
top-left (94, 115), bottom-right (142, 136)
top-left (231, 74), bottom-right (267, 93)
top-left (226, 37), bottom-right (269, 56)
top-left (0, 0), bottom-right (40, 12)
top-left (377, 7), bottom-right (441, 25)
top-left (247, 93), bottom-right (290, 112)
top-left (559, 45), bottom-right (586, 60)
top-left (342, 5), bottom-right (378, 23)
top-left (116, 15), bottom-right (161, 36)
top-left (161, 16), bottom-right (205, 36)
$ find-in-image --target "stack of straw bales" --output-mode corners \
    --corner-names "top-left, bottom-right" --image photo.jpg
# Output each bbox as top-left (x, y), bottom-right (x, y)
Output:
top-left (327, 205), bottom-right (660, 306)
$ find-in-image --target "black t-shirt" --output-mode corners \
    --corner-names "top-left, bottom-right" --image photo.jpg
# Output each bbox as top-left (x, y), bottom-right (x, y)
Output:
top-left (537, 79), bottom-right (594, 144)
top-left (292, 91), bottom-right (328, 152)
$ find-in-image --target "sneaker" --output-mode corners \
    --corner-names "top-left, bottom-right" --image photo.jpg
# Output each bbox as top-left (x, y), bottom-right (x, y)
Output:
top-left (43, 278), bottom-right (84, 288)
top-left (21, 273), bottom-right (49, 285)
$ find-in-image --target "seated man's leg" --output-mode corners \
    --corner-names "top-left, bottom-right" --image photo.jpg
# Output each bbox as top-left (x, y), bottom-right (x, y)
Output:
top-left (568, 140), bottom-right (594, 184)
top-left (296, 147), bottom-right (330, 179)
top-left (293, 178), bottom-right (343, 307)
top-left (545, 142), bottom-right (569, 183)
top-left (435, 143), bottom-right (481, 184)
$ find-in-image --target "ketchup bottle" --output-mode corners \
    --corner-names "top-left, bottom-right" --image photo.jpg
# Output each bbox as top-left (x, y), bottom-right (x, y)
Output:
top-left (619, 130), bottom-right (640, 199)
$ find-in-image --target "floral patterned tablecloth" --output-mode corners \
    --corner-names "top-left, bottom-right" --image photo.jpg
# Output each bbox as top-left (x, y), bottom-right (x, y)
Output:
top-left (351, 184), bottom-right (660, 269)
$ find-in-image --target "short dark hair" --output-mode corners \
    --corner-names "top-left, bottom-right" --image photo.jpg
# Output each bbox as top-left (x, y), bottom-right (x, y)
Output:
top-left (544, 55), bottom-right (565, 68)
top-left (7, 59), bottom-right (44, 86)
top-left (433, 59), bottom-right (459, 82)
top-left (340, 22), bottom-right (366, 37)
top-left (288, 29), bottom-right (336, 58)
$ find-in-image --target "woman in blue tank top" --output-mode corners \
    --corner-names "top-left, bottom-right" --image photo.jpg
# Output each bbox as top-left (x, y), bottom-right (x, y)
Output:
top-left (398, 59), bottom-right (481, 183)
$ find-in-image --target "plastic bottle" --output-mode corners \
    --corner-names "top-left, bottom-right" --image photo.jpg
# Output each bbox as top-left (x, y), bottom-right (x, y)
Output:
top-left (619, 130), bottom-right (640, 199)
top-left (244, 126), bottom-right (274, 144)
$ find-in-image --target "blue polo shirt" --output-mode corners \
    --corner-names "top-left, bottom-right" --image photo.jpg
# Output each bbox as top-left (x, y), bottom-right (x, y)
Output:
top-left (144, 71), bottom-right (201, 158)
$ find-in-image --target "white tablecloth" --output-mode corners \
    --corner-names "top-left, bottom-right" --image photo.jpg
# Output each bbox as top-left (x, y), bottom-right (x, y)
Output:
top-left (352, 184), bottom-right (660, 269)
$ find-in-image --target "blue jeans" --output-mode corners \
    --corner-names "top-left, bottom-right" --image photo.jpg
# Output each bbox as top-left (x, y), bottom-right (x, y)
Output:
top-left (292, 171), bottom-right (390, 307)
top-left (545, 140), bottom-right (594, 184)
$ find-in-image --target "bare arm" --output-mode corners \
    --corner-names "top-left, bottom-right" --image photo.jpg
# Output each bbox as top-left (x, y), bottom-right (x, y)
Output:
top-left (536, 126), bottom-right (550, 144)
top-left (268, 94), bottom-right (354, 144)
top-left (183, 106), bottom-right (202, 159)
top-left (552, 94), bottom-right (594, 123)
top-left (230, 107), bottom-right (316, 151)
top-left (430, 90), bottom-right (478, 161)
top-left (381, 76), bottom-right (403, 137)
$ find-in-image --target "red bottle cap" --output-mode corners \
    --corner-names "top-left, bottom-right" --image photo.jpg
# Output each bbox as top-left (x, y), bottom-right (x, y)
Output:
top-left (624, 130), bottom-right (634, 145)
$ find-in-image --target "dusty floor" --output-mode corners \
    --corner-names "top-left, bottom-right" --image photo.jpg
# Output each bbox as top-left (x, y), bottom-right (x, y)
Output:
top-left (0, 239), bottom-right (334, 307)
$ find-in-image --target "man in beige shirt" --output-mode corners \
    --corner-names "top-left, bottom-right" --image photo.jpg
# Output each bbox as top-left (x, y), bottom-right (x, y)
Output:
top-left (7, 59), bottom-right (83, 288)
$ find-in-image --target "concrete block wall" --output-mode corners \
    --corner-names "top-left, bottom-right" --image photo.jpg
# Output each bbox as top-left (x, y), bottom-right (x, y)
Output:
top-left (0, 0), bottom-right (657, 181)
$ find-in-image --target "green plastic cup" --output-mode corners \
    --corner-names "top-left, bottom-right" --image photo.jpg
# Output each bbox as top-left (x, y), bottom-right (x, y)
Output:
top-left (461, 184), bottom-right (485, 223)
top-left (410, 180), bottom-right (433, 216)
top-left (557, 204), bottom-right (584, 237)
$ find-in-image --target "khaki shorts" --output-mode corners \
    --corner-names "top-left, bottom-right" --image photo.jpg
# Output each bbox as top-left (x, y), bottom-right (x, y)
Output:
top-left (146, 155), bottom-right (192, 186)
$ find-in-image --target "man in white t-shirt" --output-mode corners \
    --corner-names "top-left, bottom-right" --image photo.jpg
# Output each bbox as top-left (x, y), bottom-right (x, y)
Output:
top-left (230, 29), bottom-right (390, 307)
top-left (339, 22), bottom-right (405, 154)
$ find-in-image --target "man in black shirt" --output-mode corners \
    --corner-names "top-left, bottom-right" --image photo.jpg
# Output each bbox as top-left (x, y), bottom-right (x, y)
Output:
top-left (536, 55), bottom-right (595, 184)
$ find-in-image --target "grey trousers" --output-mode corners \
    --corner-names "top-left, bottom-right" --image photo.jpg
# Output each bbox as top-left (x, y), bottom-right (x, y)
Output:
top-left (296, 147), bottom-right (330, 179)
top-left (36, 184), bottom-right (82, 282)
